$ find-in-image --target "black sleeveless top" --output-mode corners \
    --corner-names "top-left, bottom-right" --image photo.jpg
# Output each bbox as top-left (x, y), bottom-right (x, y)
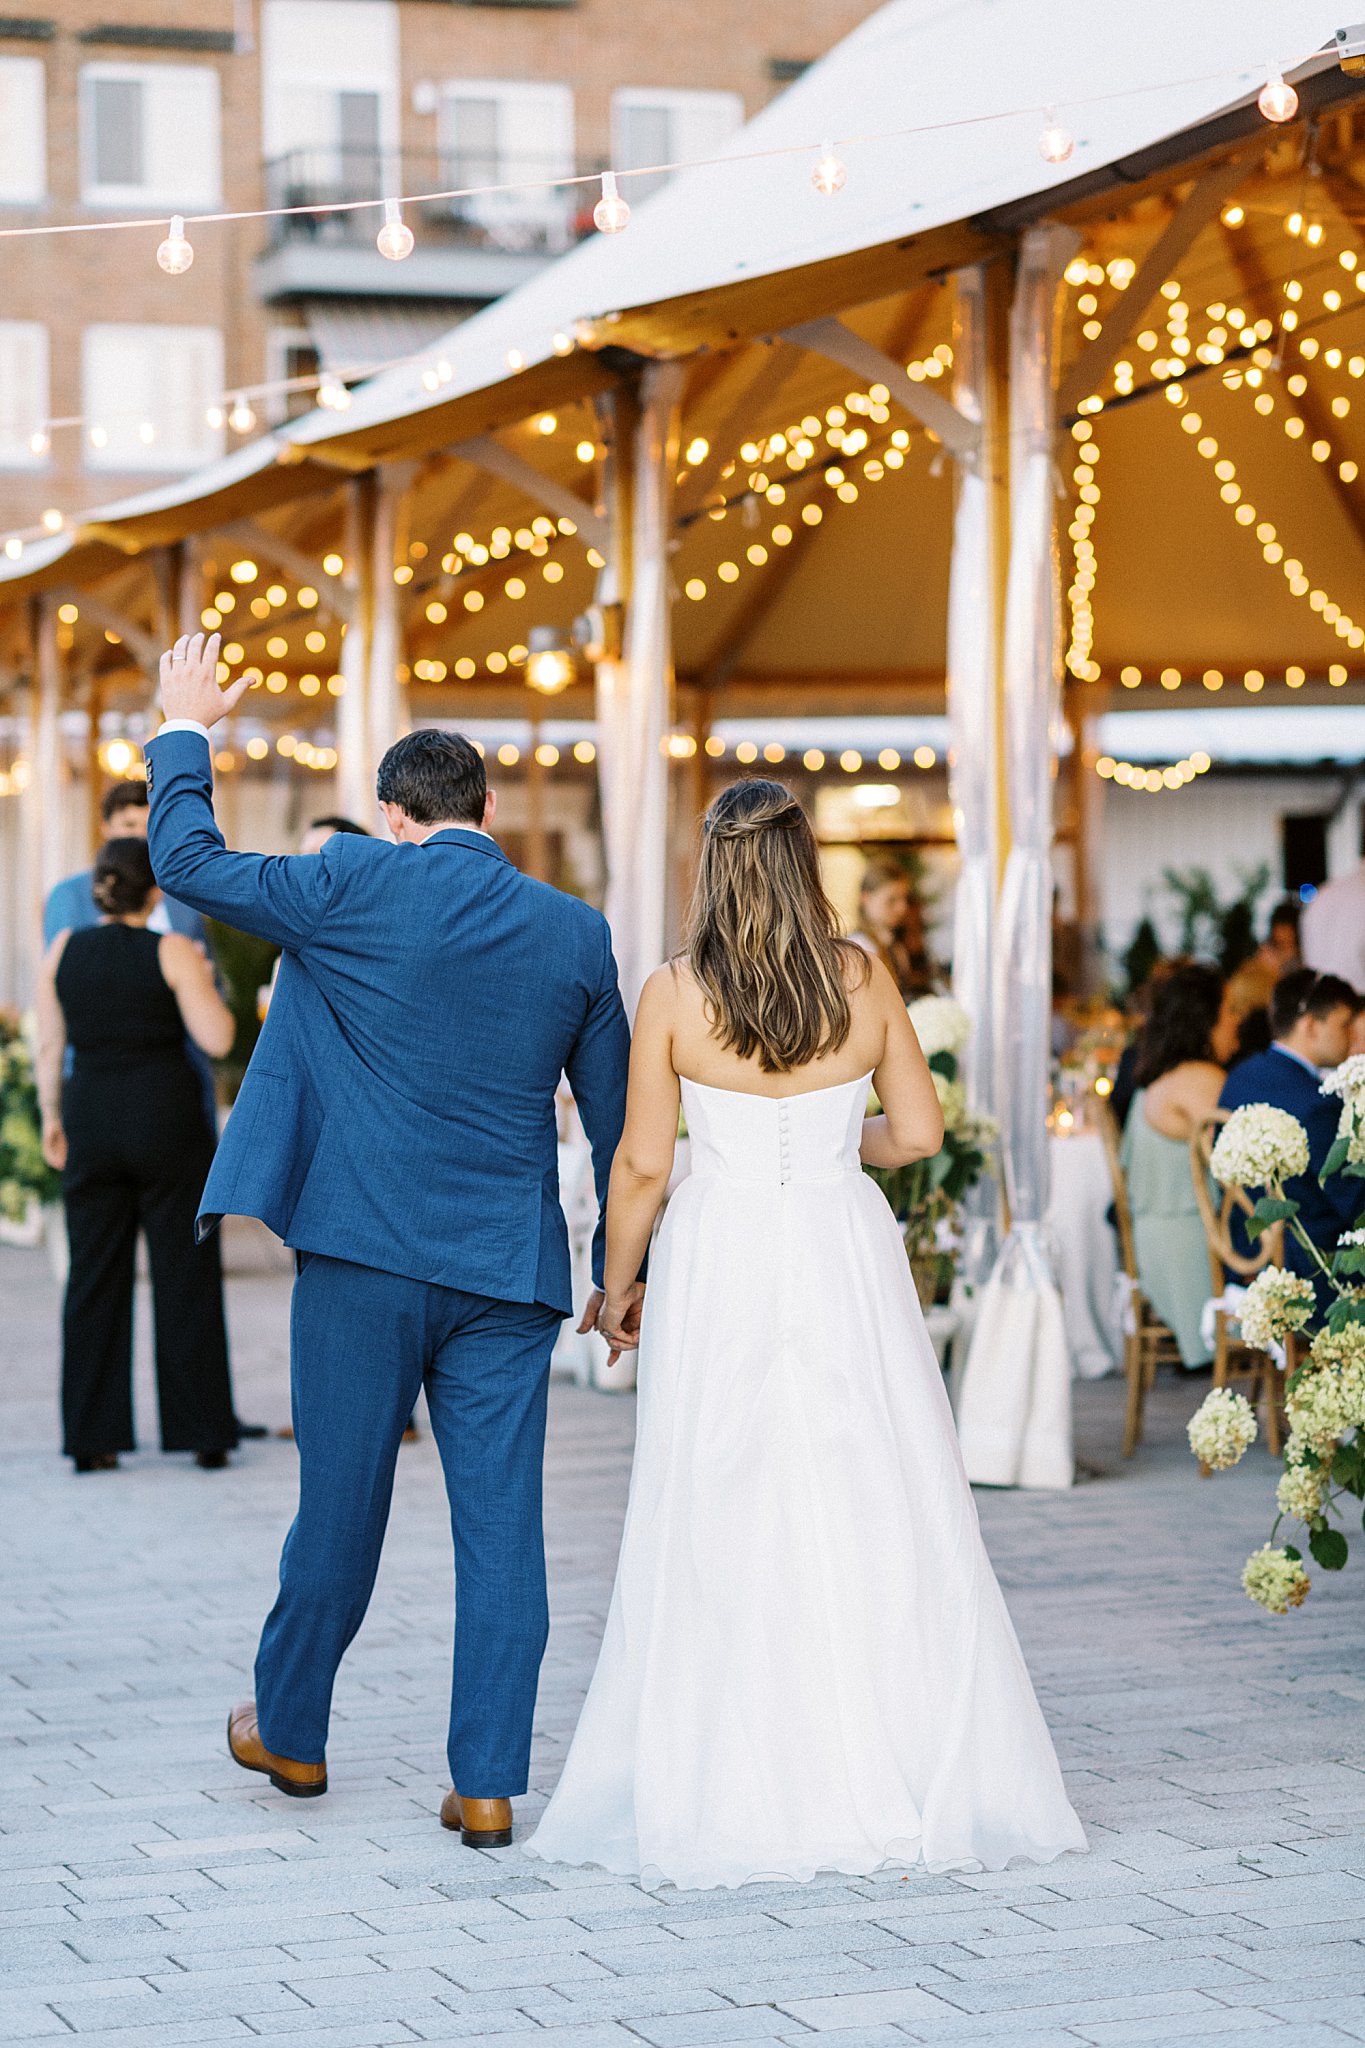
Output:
top-left (56, 924), bottom-right (188, 1069)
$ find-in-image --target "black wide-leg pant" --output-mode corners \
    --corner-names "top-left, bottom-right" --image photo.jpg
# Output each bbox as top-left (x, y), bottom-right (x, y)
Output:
top-left (60, 1058), bottom-right (237, 1459)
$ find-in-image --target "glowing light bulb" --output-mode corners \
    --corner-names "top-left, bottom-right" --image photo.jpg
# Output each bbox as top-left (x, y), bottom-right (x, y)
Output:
top-left (318, 376), bottom-right (350, 411)
top-left (812, 141), bottom-right (846, 194)
top-left (1258, 67), bottom-right (1299, 122)
top-left (156, 214), bottom-right (194, 275)
top-left (593, 170), bottom-right (630, 234)
top-left (28, 429), bottom-right (48, 456)
top-left (377, 197), bottom-right (414, 261)
top-left (1039, 112), bottom-right (1075, 163)
top-left (228, 394), bottom-right (256, 434)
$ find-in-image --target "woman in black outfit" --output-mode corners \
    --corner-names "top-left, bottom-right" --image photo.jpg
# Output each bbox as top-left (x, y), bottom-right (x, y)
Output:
top-left (36, 838), bottom-right (239, 1472)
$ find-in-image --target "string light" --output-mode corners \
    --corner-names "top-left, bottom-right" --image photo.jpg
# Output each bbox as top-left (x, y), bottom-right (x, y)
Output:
top-left (317, 376), bottom-right (351, 411)
top-left (811, 141), bottom-right (846, 195)
top-left (1039, 112), bottom-right (1075, 163)
top-left (1097, 751), bottom-right (1212, 790)
top-left (376, 198), bottom-right (414, 261)
top-left (155, 215), bottom-right (194, 275)
top-left (1258, 67), bottom-right (1299, 123)
top-left (593, 171), bottom-right (630, 234)
top-left (228, 394), bottom-right (256, 434)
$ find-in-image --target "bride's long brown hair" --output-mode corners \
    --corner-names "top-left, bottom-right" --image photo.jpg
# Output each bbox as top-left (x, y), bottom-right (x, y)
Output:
top-left (686, 780), bottom-right (863, 1073)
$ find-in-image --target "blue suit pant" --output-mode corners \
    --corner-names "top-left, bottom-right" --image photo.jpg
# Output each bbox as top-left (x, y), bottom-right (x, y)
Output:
top-left (254, 1252), bottom-right (561, 1795)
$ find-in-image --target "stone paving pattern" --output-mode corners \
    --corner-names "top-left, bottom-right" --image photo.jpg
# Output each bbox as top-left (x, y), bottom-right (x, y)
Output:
top-left (4, 1237), bottom-right (1365, 2047)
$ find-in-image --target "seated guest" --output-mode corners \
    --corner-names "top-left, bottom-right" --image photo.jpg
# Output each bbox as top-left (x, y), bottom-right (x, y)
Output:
top-left (1219, 968), bottom-right (1363, 1297)
top-left (1111, 955), bottom-right (1191, 1129)
top-left (1121, 964), bottom-right (1239, 1369)
top-left (1256, 897), bottom-right (1302, 980)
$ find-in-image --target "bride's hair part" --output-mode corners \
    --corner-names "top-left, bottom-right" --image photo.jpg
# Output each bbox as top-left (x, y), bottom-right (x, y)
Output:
top-left (687, 780), bottom-right (862, 1073)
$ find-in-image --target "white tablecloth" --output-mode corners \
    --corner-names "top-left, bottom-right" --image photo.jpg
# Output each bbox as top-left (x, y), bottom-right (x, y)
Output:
top-left (1046, 1128), bottom-right (1122, 1379)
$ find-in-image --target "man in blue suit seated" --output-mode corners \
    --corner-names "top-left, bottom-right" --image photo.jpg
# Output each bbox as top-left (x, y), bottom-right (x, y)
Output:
top-left (146, 634), bottom-right (634, 1846)
top-left (1219, 967), bottom-right (1364, 1299)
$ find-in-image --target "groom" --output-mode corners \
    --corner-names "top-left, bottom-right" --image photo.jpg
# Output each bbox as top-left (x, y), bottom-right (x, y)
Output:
top-left (146, 633), bottom-right (633, 1845)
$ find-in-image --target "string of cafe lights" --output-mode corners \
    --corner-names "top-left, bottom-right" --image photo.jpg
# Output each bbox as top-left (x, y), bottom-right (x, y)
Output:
top-left (0, 57), bottom-right (1315, 272)
top-left (0, 58), bottom-right (1326, 564)
top-left (1061, 197), bottom-right (1365, 695)
top-left (1096, 749), bottom-right (1213, 791)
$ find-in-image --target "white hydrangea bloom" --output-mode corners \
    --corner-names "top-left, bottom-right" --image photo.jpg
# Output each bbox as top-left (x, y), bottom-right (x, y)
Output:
top-left (1338, 1229), bottom-right (1365, 1248)
top-left (1242, 1544), bottom-right (1311, 1613)
top-left (907, 995), bottom-right (971, 1060)
top-left (1238, 1267), bottom-right (1316, 1350)
top-left (1187, 1387), bottom-right (1258, 1470)
top-left (1210, 1104), bottom-right (1310, 1189)
top-left (931, 1070), bottom-right (967, 1131)
top-left (1275, 1461), bottom-right (1327, 1524)
top-left (1285, 1325), bottom-right (1365, 1451)
top-left (1320, 1055), bottom-right (1365, 1109)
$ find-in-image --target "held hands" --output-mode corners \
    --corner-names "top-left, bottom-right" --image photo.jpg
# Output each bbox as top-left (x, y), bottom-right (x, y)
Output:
top-left (159, 632), bottom-right (254, 731)
top-left (577, 1283), bottom-right (646, 1368)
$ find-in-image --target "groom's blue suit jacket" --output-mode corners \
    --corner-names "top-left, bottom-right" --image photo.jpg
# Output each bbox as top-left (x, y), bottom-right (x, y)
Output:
top-left (145, 728), bottom-right (629, 1314)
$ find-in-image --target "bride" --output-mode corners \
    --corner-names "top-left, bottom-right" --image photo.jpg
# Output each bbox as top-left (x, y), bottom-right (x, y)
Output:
top-left (527, 780), bottom-right (1086, 1889)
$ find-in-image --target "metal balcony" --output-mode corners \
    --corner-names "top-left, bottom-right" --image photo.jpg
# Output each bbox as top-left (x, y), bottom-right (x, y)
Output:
top-left (253, 147), bottom-right (602, 305)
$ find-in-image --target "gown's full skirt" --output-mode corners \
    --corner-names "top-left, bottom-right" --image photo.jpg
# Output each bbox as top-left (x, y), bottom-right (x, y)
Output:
top-left (527, 1075), bottom-right (1087, 1889)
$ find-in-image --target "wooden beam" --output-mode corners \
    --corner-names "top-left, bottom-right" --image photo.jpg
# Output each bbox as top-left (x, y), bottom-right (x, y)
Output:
top-left (676, 343), bottom-right (806, 517)
top-left (1218, 218), bottom-right (1365, 568)
top-left (217, 520), bottom-right (355, 624)
top-left (1057, 147), bottom-right (1260, 416)
top-left (780, 317), bottom-right (980, 463)
top-left (455, 436), bottom-right (610, 554)
top-left (55, 588), bottom-right (161, 676)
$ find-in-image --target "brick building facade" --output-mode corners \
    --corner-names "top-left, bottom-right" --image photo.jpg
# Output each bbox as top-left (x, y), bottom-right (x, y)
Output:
top-left (0, 0), bottom-right (877, 541)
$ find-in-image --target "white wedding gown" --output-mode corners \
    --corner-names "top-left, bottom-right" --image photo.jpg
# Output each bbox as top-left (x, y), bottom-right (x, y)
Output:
top-left (527, 1074), bottom-right (1087, 1889)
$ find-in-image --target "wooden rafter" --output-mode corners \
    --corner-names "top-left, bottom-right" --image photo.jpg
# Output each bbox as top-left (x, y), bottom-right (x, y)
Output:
top-left (55, 588), bottom-right (160, 676)
top-left (779, 317), bottom-right (979, 462)
top-left (217, 521), bottom-right (355, 624)
top-left (676, 343), bottom-right (806, 517)
top-left (455, 436), bottom-right (610, 554)
top-left (1057, 147), bottom-right (1261, 416)
top-left (1218, 217), bottom-right (1365, 568)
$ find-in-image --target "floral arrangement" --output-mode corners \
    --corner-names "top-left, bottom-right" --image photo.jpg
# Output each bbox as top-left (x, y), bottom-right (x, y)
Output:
top-left (0, 1009), bottom-right (60, 1223)
top-left (867, 995), bottom-right (995, 1265)
top-left (1188, 1074), bottom-right (1365, 1610)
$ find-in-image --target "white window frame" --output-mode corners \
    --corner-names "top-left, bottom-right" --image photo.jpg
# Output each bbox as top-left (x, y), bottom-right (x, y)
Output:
top-left (261, 0), bottom-right (401, 174)
top-left (438, 79), bottom-right (575, 248)
top-left (610, 86), bottom-right (743, 180)
top-left (0, 321), bottom-right (49, 470)
top-left (81, 324), bottom-right (225, 474)
top-left (79, 61), bottom-right (221, 209)
top-left (0, 56), bottom-right (46, 205)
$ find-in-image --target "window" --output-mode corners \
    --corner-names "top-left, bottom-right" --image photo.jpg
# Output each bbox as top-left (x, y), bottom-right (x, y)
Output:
top-left (611, 88), bottom-right (743, 202)
top-left (439, 81), bottom-right (574, 249)
top-left (0, 56), bottom-right (45, 204)
top-left (0, 321), bottom-right (48, 468)
top-left (262, 0), bottom-right (399, 203)
top-left (82, 325), bottom-right (224, 472)
top-left (80, 63), bottom-right (220, 207)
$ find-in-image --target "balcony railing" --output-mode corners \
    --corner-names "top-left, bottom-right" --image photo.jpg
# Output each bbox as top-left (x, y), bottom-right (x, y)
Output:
top-left (263, 148), bottom-right (605, 260)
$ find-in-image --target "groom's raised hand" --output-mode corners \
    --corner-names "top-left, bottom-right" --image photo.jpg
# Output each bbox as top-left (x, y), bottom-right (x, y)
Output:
top-left (159, 632), bottom-right (254, 730)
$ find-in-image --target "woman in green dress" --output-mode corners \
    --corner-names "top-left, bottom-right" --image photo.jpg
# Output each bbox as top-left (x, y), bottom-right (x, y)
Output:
top-left (1120, 963), bottom-right (1239, 1369)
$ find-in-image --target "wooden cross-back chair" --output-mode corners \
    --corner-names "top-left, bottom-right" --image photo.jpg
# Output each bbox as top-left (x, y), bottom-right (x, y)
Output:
top-left (1189, 1110), bottom-right (1291, 1463)
top-left (1096, 1100), bottom-right (1182, 1458)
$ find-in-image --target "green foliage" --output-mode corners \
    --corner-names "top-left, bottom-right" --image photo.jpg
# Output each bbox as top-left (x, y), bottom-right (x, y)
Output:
top-left (0, 1010), bottom-right (61, 1217)
top-left (864, 1045), bottom-right (994, 1258)
top-left (1121, 916), bottom-right (1162, 999)
top-left (1245, 1196), bottom-right (1299, 1239)
top-left (1309, 1525), bottom-right (1350, 1571)
top-left (1154, 862), bottom-right (1271, 973)
top-left (205, 919), bottom-right (279, 1095)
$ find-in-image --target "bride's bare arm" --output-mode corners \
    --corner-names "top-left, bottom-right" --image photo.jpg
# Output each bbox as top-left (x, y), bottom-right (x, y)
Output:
top-left (859, 962), bottom-right (945, 1168)
top-left (600, 966), bottom-right (680, 1350)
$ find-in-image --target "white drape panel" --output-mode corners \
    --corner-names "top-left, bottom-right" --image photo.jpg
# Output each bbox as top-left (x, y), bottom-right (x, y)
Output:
top-left (598, 361), bottom-right (684, 1013)
top-left (956, 221), bottom-right (1079, 1491)
top-left (946, 263), bottom-right (1001, 1285)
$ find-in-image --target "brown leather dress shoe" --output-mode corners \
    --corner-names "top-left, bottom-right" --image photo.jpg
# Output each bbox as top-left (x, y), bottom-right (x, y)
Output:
top-left (440, 1788), bottom-right (512, 1846)
top-left (227, 1701), bottom-right (327, 1798)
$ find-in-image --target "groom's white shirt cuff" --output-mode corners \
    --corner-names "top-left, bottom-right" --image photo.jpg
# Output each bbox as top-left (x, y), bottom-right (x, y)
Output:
top-left (158, 720), bottom-right (211, 740)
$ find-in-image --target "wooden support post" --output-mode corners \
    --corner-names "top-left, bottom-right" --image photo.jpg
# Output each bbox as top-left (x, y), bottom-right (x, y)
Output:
top-left (367, 468), bottom-right (409, 783)
top-left (29, 595), bottom-right (65, 959)
top-left (86, 674), bottom-right (103, 856)
top-left (337, 474), bottom-right (376, 825)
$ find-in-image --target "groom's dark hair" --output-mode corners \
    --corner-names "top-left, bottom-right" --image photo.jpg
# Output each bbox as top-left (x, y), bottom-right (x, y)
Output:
top-left (377, 729), bottom-right (487, 825)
